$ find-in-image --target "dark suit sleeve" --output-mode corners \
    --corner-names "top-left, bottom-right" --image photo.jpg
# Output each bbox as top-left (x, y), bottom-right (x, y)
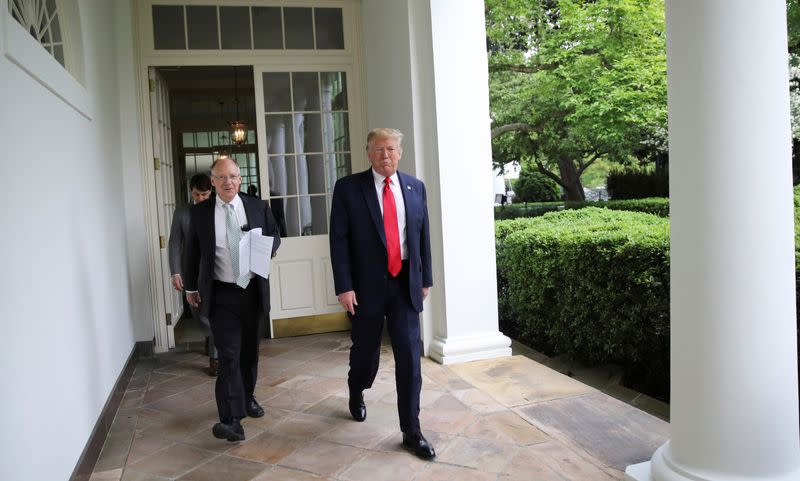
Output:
top-left (420, 182), bottom-right (433, 288)
top-left (167, 208), bottom-right (184, 276)
top-left (329, 179), bottom-right (353, 294)
top-left (262, 199), bottom-right (281, 256)
top-left (183, 206), bottom-right (201, 292)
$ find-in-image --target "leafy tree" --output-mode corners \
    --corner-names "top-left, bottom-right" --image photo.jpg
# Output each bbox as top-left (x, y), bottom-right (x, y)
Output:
top-left (486, 0), bottom-right (667, 200)
top-left (514, 164), bottom-right (562, 202)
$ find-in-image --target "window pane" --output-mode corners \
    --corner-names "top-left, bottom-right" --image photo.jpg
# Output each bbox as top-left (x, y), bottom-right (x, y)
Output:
top-left (284, 197), bottom-right (301, 237)
top-left (284, 7), bottom-right (313, 49)
top-left (322, 72), bottom-right (348, 111)
top-left (50, 14), bottom-right (61, 42)
top-left (186, 6), bottom-right (218, 49)
top-left (53, 45), bottom-right (64, 66)
top-left (252, 6), bottom-right (282, 49)
top-left (196, 132), bottom-right (210, 148)
top-left (300, 113), bottom-right (323, 153)
top-left (330, 153), bottom-right (351, 191)
top-left (306, 195), bottom-right (328, 235)
top-left (305, 154), bottom-right (326, 195)
top-left (220, 7), bottom-right (251, 49)
top-left (153, 5), bottom-right (186, 49)
top-left (265, 114), bottom-right (295, 154)
top-left (268, 196), bottom-right (288, 237)
top-left (262, 72), bottom-right (291, 112)
top-left (314, 8), bottom-right (344, 49)
top-left (323, 112), bottom-right (350, 151)
top-left (292, 72), bottom-right (320, 111)
top-left (182, 132), bottom-right (195, 148)
top-left (269, 155), bottom-right (298, 196)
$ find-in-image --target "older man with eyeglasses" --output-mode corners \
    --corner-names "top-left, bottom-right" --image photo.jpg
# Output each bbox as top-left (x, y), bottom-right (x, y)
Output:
top-left (183, 156), bottom-right (281, 442)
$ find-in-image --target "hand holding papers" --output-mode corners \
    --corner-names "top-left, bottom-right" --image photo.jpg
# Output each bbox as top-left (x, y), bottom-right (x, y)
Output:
top-left (238, 228), bottom-right (274, 279)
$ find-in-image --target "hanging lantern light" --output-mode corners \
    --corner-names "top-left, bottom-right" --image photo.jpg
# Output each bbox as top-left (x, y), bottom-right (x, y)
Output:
top-left (230, 66), bottom-right (247, 145)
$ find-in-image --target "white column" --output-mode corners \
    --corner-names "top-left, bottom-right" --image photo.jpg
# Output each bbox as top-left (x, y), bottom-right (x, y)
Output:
top-left (412, 0), bottom-right (511, 364)
top-left (626, 2), bottom-right (800, 480)
top-left (362, 0), bottom-right (510, 364)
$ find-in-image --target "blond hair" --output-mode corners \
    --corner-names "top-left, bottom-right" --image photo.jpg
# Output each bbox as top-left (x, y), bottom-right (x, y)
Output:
top-left (366, 128), bottom-right (403, 149)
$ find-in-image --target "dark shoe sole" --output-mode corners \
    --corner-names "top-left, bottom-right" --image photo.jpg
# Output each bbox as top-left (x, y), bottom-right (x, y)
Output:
top-left (246, 408), bottom-right (264, 418)
top-left (403, 442), bottom-right (436, 460)
top-left (212, 423), bottom-right (244, 442)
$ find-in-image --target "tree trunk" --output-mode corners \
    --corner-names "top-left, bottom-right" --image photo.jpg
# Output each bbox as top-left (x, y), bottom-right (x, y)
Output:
top-left (558, 156), bottom-right (585, 201)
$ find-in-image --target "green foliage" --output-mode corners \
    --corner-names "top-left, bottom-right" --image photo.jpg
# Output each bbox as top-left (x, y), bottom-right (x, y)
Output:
top-left (580, 157), bottom-right (616, 188)
top-left (496, 207), bottom-right (670, 396)
top-left (514, 165), bottom-right (562, 202)
top-left (487, 0), bottom-right (668, 198)
top-left (567, 197), bottom-right (669, 217)
top-left (495, 202), bottom-right (564, 220)
top-left (606, 166), bottom-right (668, 199)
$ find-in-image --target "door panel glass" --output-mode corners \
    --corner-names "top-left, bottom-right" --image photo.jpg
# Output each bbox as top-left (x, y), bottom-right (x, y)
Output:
top-left (308, 195), bottom-right (329, 235)
top-left (322, 72), bottom-right (348, 111)
top-left (269, 155), bottom-right (298, 196)
top-left (284, 8), bottom-right (314, 49)
top-left (315, 8), bottom-right (344, 49)
top-left (265, 114), bottom-right (295, 154)
top-left (263, 73), bottom-right (291, 112)
top-left (300, 113), bottom-right (323, 153)
top-left (186, 6), bottom-right (219, 49)
top-left (261, 70), bottom-right (351, 238)
top-left (252, 7), bottom-right (283, 49)
top-left (152, 5), bottom-right (186, 49)
top-left (293, 72), bottom-right (320, 111)
top-left (324, 112), bottom-right (350, 151)
top-left (220, 7), bottom-right (251, 49)
top-left (284, 197), bottom-right (300, 237)
top-left (305, 154), bottom-right (326, 195)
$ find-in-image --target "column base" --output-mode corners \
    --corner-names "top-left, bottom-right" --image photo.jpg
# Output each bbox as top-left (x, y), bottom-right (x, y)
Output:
top-left (626, 443), bottom-right (800, 481)
top-left (428, 332), bottom-right (511, 365)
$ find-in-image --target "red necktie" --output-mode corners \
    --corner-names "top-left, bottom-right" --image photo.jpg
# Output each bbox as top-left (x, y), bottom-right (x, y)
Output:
top-left (383, 178), bottom-right (402, 277)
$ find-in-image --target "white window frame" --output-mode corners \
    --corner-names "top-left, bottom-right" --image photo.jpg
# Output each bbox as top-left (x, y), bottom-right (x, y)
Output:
top-left (2, 0), bottom-right (89, 118)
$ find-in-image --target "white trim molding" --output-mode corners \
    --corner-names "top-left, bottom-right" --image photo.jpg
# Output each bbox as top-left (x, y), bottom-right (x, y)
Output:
top-left (428, 333), bottom-right (511, 365)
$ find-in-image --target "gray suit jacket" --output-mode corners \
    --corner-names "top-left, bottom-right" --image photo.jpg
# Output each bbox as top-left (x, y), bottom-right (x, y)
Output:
top-left (168, 205), bottom-right (191, 276)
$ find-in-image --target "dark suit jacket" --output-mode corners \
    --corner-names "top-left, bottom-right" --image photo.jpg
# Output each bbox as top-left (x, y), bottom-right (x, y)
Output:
top-left (184, 193), bottom-right (281, 319)
top-left (329, 169), bottom-right (433, 316)
top-left (168, 205), bottom-right (190, 276)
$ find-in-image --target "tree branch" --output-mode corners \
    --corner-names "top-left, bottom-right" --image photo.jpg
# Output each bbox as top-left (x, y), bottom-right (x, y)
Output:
top-left (534, 158), bottom-right (566, 188)
top-left (491, 123), bottom-right (535, 139)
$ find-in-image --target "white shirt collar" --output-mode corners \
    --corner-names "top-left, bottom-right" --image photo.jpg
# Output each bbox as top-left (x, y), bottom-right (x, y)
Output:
top-left (215, 193), bottom-right (242, 209)
top-left (371, 168), bottom-right (399, 187)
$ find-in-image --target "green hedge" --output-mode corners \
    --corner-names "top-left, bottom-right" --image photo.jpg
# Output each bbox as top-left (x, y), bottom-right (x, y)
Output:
top-left (494, 202), bottom-right (563, 220)
top-left (606, 167), bottom-right (669, 199)
top-left (496, 207), bottom-right (671, 398)
top-left (566, 198), bottom-right (670, 218)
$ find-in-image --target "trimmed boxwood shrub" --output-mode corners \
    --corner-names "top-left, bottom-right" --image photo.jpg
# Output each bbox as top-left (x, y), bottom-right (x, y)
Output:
top-left (495, 202), bottom-right (563, 220)
top-left (567, 197), bottom-right (670, 218)
top-left (496, 207), bottom-right (671, 398)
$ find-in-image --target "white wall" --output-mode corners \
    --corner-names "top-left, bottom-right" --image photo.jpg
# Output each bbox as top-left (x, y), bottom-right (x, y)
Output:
top-left (0, 1), bottom-right (143, 479)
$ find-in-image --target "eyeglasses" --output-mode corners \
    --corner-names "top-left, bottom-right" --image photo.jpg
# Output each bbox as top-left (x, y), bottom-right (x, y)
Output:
top-left (212, 174), bottom-right (241, 182)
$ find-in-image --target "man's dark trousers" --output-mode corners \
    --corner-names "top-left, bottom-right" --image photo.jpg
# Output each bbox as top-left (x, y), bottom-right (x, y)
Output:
top-left (210, 280), bottom-right (260, 422)
top-left (347, 261), bottom-right (422, 434)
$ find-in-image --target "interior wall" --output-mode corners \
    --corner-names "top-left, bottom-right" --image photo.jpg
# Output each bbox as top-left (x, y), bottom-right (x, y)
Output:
top-left (0, 1), bottom-right (140, 479)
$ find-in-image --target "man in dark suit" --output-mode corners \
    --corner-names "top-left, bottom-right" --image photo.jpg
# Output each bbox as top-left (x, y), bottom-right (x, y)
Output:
top-left (168, 173), bottom-right (218, 376)
top-left (329, 128), bottom-right (435, 459)
top-left (184, 156), bottom-right (281, 442)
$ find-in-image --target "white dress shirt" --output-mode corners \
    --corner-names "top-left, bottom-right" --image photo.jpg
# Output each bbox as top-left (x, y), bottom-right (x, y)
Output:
top-left (214, 194), bottom-right (251, 283)
top-left (372, 168), bottom-right (408, 260)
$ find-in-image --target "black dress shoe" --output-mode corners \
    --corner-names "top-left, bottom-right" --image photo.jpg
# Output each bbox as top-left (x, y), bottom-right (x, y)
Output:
top-left (212, 419), bottom-right (244, 442)
top-left (208, 358), bottom-right (219, 377)
top-left (246, 398), bottom-right (264, 418)
top-left (348, 390), bottom-right (366, 422)
top-left (402, 431), bottom-right (435, 459)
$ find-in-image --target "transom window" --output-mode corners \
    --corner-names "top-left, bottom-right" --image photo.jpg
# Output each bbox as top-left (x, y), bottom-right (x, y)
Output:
top-left (152, 4), bottom-right (344, 51)
top-left (8, 0), bottom-right (65, 66)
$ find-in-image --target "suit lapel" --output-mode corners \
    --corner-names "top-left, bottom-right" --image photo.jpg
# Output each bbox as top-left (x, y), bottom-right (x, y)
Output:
top-left (360, 169), bottom-right (386, 247)
top-left (240, 194), bottom-right (256, 228)
top-left (398, 172), bottom-right (416, 226)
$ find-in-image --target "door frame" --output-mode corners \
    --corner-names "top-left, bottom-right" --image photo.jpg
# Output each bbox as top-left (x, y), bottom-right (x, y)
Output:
top-left (132, 0), bottom-right (366, 352)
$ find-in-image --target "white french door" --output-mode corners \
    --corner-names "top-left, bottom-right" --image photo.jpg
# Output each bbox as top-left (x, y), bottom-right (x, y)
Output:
top-left (253, 67), bottom-right (360, 331)
top-left (149, 67), bottom-right (183, 348)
